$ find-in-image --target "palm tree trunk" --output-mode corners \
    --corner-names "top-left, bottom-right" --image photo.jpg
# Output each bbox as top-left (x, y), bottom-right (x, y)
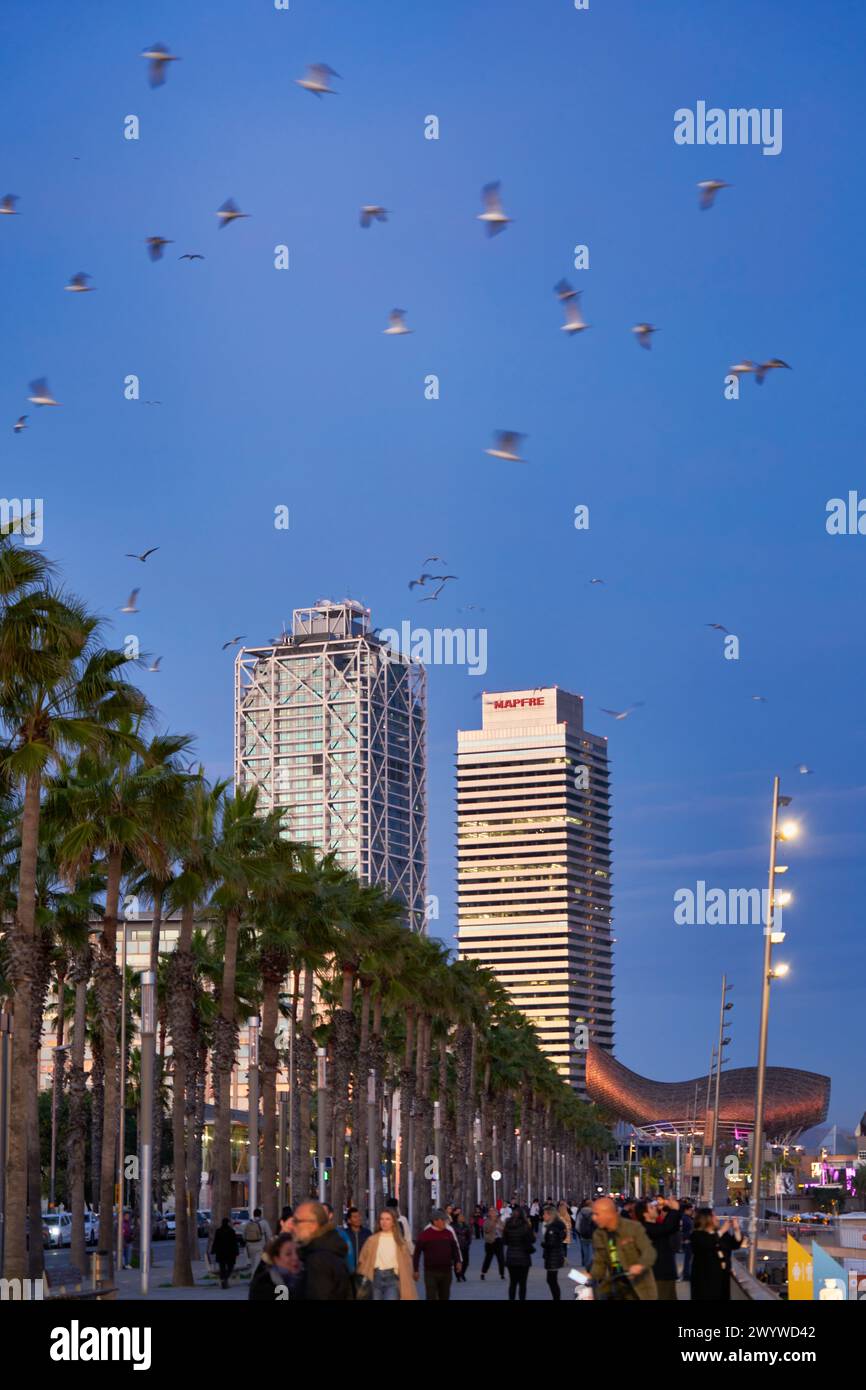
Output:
top-left (212, 910), bottom-right (240, 1224)
top-left (260, 973), bottom-right (280, 1230)
top-left (329, 965), bottom-right (355, 1219)
top-left (167, 902), bottom-right (196, 1286)
top-left (2, 769), bottom-right (41, 1280)
top-left (398, 1007), bottom-right (415, 1213)
top-left (296, 966), bottom-right (316, 1201)
top-left (68, 947), bottom-right (91, 1274)
top-left (27, 931), bottom-right (51, 1279)
top-left (354, 985), bottom-right (371, 1218)
top-left (288, 969), bottom-right (300, 1205)
top-left (97, 850), bottom-right (123, 1276)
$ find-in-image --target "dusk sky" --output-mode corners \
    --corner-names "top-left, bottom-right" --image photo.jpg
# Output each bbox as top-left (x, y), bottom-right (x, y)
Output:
top-left (2, 0), bottom-right (863, 1120)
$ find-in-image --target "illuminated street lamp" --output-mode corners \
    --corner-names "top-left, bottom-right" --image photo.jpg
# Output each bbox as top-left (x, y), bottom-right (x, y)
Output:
top-left (748, 778), bottom-right (800, 1275)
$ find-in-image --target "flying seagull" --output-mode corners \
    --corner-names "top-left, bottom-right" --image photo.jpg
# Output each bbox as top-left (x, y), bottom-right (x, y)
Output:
top-left (179, 253), bottom-right (205, 261)
top-left (360, 205), bottom-right (388, 228)
top-left (146, 236), bottom-right (173, 261)
top-left (65, 272), bottom-right (94, 292)
top-left (148, 656), bottom-right (162, 672)
top-left (408, 574), bottom-right (434, 590)
top-left (217, 199), bottom-right (249, 229)
top-left (600, 703), bottom-right (644, 721)
top-left (419, 583), bottom-right (448, 603)
top-left (729, 360), bottom-right (757, 378)
top-left (698, 180), bottom-right (731, 210)
top-left (706, 622), bottom-right (728, 632)
top-left (120, 588), bottom-right (140, 614)
top-left (142, 43), bottom-right (181, 88)
top-left (485, 430), bottom-right (525, 462)
top-left (561, 294), bottom-right (589, 335)
top-left (554, 278), bottom-right (578, 301)
top-left (751, 694), bottom-right (767, 702)
top-left (295, 63), bottom-right (341, 96)
top-left (126, 547), bottom-right (159, 563)
top-left (589, 578), bottom-right (605, 585)
top-left (28, 378), bottom-right (60, 406)
top-left (795, 764), bottom-right (814, 774)
top-left (383, 308), bottom-right (412, 335)
top-left (477, 182), bottom-right (511, 236)
top-left (429, 573), bottom-right (458, 584)
top-left (632, 323), bottom-right (657, 349)
top-left (422, 555), bottom-right (446, 566)
top-left (13, 415), bottom-right (27, 433)
top-left (755, 359), bottom-right (792, 385)
top-left (222, 635), bottom-right (246, 650)
top-left (0, 194), bottom-right (19, 215)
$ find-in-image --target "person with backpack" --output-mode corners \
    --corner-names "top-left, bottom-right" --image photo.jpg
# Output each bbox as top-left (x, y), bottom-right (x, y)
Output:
top-left (244, 1207), bottom-right (272, 1273)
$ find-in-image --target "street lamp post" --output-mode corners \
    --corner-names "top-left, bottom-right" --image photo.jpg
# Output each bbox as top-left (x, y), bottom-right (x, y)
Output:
top-left (316, 1047), bottom-right (328, 1203)
top-left (748, 777), bottom-right (795, 1274)
top-left (367, 1070), bottom-right (377, 1226)
top-left (708, 976), bottom-right (733, 1206)
top-left (139, 970), bottom-right (156, 1296)
top-left (247, 1017), bottom-right (259, 1214)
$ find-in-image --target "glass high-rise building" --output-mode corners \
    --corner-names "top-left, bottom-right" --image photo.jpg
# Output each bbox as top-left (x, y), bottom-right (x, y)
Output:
top-left (234, 599), bottom-right (428, 930)
top-left (456, 688), bottom-right (614, 1091)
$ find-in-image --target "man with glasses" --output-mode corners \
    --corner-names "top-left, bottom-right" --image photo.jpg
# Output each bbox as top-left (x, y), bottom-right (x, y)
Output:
top-left (292, 1201), bottom-right (352, 1301)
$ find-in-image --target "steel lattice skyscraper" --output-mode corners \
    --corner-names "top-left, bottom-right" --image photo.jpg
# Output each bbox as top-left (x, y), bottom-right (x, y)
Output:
top-left (456, 688), bottom-right (614, 1091)
top-left (235, 599), bottom-right (428, 931)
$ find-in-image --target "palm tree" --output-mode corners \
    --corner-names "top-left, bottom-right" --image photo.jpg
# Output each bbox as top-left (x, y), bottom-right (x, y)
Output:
top-left (207, 787), bottom-right (282, 1226)
top-left (0, 573), bottom-right (146, 1281)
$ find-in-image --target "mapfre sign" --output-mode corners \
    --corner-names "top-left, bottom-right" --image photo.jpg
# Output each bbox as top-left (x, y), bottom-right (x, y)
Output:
top-left (492, 696), bottom-right (544, 710)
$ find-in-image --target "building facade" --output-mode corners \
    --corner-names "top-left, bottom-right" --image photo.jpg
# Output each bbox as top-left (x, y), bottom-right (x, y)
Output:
top-left (456, 688), bottom-right (614, 1092)
top-left (234, 599), bottom-right (428, 930)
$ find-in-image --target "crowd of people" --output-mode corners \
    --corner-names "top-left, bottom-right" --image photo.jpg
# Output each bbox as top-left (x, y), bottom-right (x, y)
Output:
top-left (204, 1191), bottom-right (744, 1302)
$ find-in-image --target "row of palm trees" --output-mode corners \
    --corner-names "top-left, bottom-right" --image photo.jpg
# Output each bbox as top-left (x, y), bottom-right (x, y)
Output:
top-left (0, 523), bottom-right (612, 1286)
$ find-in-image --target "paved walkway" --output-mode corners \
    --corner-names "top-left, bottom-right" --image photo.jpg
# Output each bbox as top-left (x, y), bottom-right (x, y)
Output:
top-left (109, 1240), bottom-right (692, 1301)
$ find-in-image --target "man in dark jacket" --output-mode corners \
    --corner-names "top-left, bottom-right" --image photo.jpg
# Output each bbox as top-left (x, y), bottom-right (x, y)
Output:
top-left (292, 1201), bottom-right (352, 1301)
top-left (413, 1208), bottom-right (462, 1300)
top-left (636, 1197), bottom-right (681, 1300)
top-left (338, 1206), bottom-right (372, 1294)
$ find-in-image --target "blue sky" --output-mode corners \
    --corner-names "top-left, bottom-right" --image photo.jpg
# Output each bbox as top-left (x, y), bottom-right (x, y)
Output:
top-left (2, 0), bottom-right (864, 1121)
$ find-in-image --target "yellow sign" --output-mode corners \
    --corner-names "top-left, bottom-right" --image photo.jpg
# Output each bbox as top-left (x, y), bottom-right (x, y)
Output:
top-left (786, 1233), bottom-right (813, 1300)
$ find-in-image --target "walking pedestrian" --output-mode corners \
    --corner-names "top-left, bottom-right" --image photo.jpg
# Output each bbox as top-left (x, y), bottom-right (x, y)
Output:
top-left (248, 1231), bottom-right (301, 1301)
top-left (689, 1209), bottom-right (743, 1301)
top-left (557, 1200), bottom-right (573, 1248)
top-left (278, 1204), bottom-right (294, 1234)
top-left (636, 1196), bottom-right (681, 1300)
top-left (357, 1209), bottom-right (418, 1300)
top-left (480, 1207), bottom-right (505, 1280)
top-left (452, 1208), bottom-right (472, 1280)
top-left (385, 1196), bottom-right (414, 1255)
top-left (576, 1198), bottom-right (595, 1269)
top-left (244, 1207), bottom-right (272, 1273)
top-left (472, 1204), bottom-right (485, 1241)
top-left (590, 1197), bottom-right (657, 1301)
top-left (412, 1208), bottom-right (462, 1300)
top-left (121, 1211), bottom-right (133, 1269)
top-left (338, 1206), bottom-right (372, 1294)
top-left (541, 1203), bottom-right (567, 1300)
top-left (503, 1205), bottom-right (535, 1301)
top-left (292, 1201), bottom-right (353, 1300)
top-left (680, 1200), bottom-right (694, 1282)
top-left (212, 1217), bottom-right (240, 1289)
top-left (529, 1198), bottom-right (540, 1234)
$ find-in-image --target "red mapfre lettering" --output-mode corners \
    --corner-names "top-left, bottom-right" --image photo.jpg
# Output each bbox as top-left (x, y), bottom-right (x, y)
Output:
top-left (492, 696), bottom-right (544, 710)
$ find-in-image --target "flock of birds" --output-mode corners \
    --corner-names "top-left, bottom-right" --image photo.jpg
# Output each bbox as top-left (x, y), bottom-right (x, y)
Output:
top-left (4, 41), bottom-right (803, 760)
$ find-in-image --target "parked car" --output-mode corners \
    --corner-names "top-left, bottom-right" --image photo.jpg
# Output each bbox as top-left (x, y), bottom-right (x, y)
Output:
top-left (84, 1212), bottom-right (99, 1245)
top-left (164, 1211), bottom-right (176, 1237)
top-left (152, 1211), bottom-right (169, 1240)
top-left (197, 1210), bottom-right (212, 1238)
top-left (43, 1212), bottom-right (72, 1248)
